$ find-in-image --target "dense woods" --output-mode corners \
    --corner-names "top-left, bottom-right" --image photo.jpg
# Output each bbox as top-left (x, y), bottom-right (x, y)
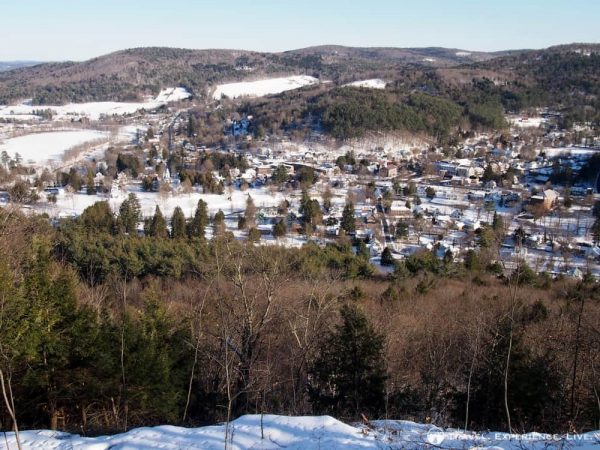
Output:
top-left (0, 205), bottom-right (599, 435)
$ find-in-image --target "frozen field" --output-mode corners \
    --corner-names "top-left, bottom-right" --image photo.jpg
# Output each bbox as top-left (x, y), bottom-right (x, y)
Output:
top-left (2, 414), bottom-right (598, 450)
top-left (212, 75), bottom-right (319, 99)
top-left (0, 130), bottom-right (108, 165)
top-left (0, 87), bottom-right (191, 121)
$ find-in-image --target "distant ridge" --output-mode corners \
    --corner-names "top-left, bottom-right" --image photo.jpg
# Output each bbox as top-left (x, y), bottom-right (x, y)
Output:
top-left (0, 61), bottom-right (44, 72)
top-left (0, 43), bottom-right (597, 105)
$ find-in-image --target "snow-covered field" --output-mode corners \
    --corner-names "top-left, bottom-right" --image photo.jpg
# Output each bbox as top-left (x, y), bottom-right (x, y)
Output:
top-left (0, 87), bottom-right (191, 121)
top-left (0, 130), bottom-right (108, 165)
top-left (542, 146), bottom-right (600, 158)
top-left (212, 75), bottom-right (319, 99)
top-left (508, 116), bottom-right (546, 128)
top-left (39, 185), bottom-right (288, 219)
top-left (344, 79), bottom-right (387, 89)
top-left (2, 414), bottom-right (598, 450)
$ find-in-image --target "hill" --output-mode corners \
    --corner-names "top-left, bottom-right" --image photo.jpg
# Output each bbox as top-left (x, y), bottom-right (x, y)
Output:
top-left (0, 45), bottom-right (526, 105)
top-left (0, 61), bottom-right (44, 72)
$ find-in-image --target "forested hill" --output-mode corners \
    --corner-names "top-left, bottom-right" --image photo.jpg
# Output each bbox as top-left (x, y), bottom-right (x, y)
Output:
top-left (0, 44), bottom-right (540, 105)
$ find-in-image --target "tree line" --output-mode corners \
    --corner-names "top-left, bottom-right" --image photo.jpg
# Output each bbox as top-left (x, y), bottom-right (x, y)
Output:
top-left (0, 204), bottom-right (598, 436)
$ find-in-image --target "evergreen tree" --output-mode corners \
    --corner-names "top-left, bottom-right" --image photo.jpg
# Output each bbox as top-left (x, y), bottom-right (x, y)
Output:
top-left (118, 193), bottom-right (142, 234)
top-left (171, 206), bottom-right (186, 239)
top-left (356, 240), bottom-right (370, 259)
top-left (322, 186), bottom-right (333, 212)
top-left (188, 199), bottom-right (208, 239)
top-left (395, 220), bottom-right (409, 239)
top-left (492, 211), bottom-right (504, 233)
top-left (380, 246), bottom-right (395, 266)
top-left (272, 165), bottom-right (288, 185)
top-left (245, 195), bottom-right (256, 229)
top-left (308, 304), bottom-right (387, 419)
top-left (146, 206), bottom-right (168, 238)
top-left (482, 163), bottom-right (495, 182)
top-left (85, 170), bottom-right (96, 195)
top-left (299, 190), bottom-right (322, 234)
top-left (341, 200), bottom-right (356, 234)
top-left (80, 201), bottom-right (115, 234)
top-left (248, 227), bottom-right (261, 242)
top-left (237, 215), bottom-right (247, 229)
top-left (273, 219), bottom-right (287, 238)
top-left (213, 209), bottom-right (226, 236)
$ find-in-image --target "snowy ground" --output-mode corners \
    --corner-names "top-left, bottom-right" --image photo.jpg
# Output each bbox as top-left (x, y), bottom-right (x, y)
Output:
top-left (212, 75), bottom-right (319, 99)
top-left (38, 185), bottom-right (288, 219)
top-left (0, 87), bottom-right (190, 121)
top-left (343, 79), bottom-right (387, 89)
top-left (0, 130), bottom-right (108, 165)
top-left (507, 116), bottom-right (546, 128)
top-left (2, 414), bottom-right (598, 450)
top-left (542, 146), bottom-right (600, 158)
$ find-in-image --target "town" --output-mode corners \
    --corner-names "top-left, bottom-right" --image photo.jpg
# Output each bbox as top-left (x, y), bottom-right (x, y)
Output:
top-left (1, 78), bottom-right (599, 279)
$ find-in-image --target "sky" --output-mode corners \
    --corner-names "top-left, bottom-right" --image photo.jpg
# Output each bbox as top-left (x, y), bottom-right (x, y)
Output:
top-left (1, 0), bottom-right (599, 61)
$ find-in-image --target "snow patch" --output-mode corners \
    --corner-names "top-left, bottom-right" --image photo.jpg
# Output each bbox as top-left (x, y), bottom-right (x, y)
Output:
top-left (2, 415), bottom-right (598, 450)
top-left (0, 87), bottom-right (191, 121)
top-left (212, 75), bottom-right (319, 99)
top-left (343, 79), bottom-right (387, 89)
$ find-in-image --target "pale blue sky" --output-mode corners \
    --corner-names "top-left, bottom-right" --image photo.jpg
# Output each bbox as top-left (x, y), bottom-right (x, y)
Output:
top-left (1, 0), bottom-right (598, 61)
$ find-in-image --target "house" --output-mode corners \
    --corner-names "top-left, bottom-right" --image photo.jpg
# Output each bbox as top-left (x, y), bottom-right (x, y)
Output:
top-left (530, 189), bottom-right (559, 210)
top-left (379, 164), bottom-right (397, 178)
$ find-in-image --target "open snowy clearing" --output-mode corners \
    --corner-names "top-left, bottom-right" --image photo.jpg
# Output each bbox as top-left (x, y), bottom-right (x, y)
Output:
top-left (212, 75), bottom-right (319, 99)
top-left (508, 116), bottom-right (546, 128)
top-left (2, 414), bottom-right (598, 450)
top-left (0, 130), bottom-right (109, 165)
top-left (0, 87), bottom-right (191, 121)
top-left (344, 79), bottom-right (387, 89)
top-left (38, 185), bottom-right (289, 219)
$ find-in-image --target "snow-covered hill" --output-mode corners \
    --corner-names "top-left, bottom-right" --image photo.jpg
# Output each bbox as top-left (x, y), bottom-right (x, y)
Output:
top-left (2, 414), bottom-right (598, 449)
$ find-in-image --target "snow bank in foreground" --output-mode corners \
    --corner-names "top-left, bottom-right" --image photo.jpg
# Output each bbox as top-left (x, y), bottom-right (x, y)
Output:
top-left (0, 87), bottom-right (191, 121)
top-left (344, 79), bottom-right (387, 89)
top-left (213, 75), bottom-right (319, 99)
top-left (2, 414), bottom-right (598, 450)
top-left (0, 130), bottom-right (108, 165)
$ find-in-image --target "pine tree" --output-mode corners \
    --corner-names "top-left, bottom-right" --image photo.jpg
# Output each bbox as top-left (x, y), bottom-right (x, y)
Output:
top-left (322, 186), bottom-right (333, 212)
top-left (395, 220), bottom-right (409, 239)
top-left (80, 201), bottom-right (115, 234)
top-left (341, 200), bottom-right (356, 234)
top-left (171, 206), bottom-right (186, 239)
top-left (308, 304), bottom-right (387, 419)
top-left (213, 209), bottom-right (226, 236)
top-left (492, 211), bottom-right (504, 233)
top-left (245, 195), bottom-right (256, 229)
top-left (188, 199), bottom-right (208, 239)
top-left (147, 206), bottom-right (168, 238)
top-left (86, 170), bottom-right (96, 195)
top-left (299, 190), bottom-right (322, 234)
top-left (118, 193), bottom-right (142, 234)
top-left (272, 165), bottom-right (288, 184)
top-left (380, 246), bottom-right (395, 266)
